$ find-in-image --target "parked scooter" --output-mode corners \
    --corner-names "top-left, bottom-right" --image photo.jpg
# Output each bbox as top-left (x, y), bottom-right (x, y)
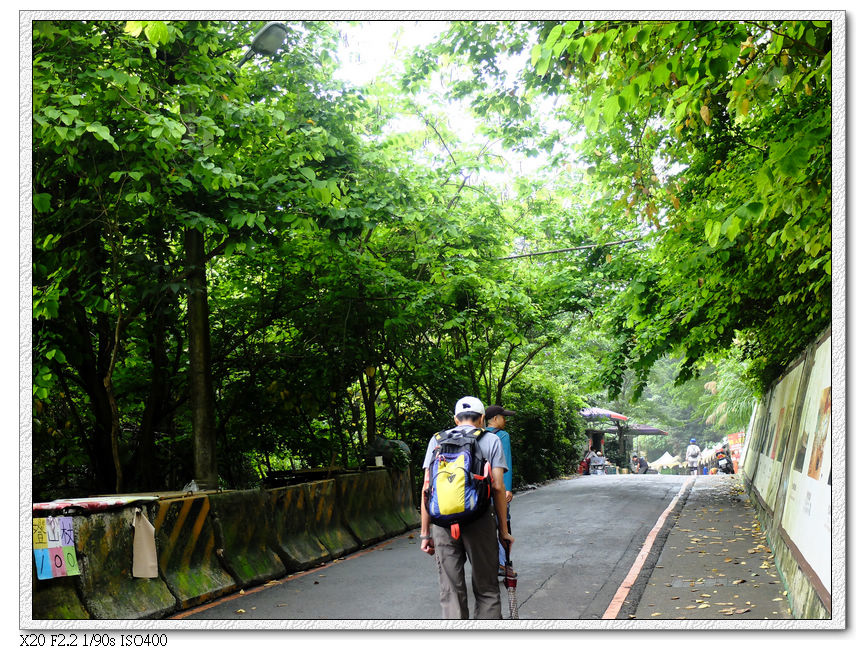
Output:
top-left (715, 447), bottom-right (735, 474)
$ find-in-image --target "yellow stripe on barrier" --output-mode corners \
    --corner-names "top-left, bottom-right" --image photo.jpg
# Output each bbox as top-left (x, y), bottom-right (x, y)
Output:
top-left (181, 497), bottom-right (210, 569)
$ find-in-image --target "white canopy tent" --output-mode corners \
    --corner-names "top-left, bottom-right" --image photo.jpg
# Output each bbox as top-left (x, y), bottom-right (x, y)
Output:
top-left (649, 451), bottom-right (681, 469)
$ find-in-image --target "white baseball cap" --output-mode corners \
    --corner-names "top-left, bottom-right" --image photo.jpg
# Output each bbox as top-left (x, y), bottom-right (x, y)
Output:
top-left (454, 396), bottom-right (485, 416)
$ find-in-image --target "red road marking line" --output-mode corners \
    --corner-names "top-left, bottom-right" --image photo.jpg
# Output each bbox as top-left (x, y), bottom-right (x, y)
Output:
top-left (168, 532), bottom-right (413, 619)
top-left (601, 477), bottom-right (695, 620)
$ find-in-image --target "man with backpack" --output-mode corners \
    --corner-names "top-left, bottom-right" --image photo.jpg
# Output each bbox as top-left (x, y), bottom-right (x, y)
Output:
top-left (419, 396), bottom-right (515, 619)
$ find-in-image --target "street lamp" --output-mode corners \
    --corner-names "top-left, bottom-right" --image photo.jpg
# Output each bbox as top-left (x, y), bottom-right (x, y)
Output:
top-left (236, 21), bottom-right (288, 69)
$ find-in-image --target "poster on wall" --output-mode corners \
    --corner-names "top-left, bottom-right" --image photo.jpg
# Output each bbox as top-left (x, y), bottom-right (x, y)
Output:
top-left (753, 362), bottom-right (804, 506)
top-left (807, 386), bottom-right (831, 481)
top-left (781, 336), bottom-right (831, 593)
top-left (742, 400), bottom-right (765, 480)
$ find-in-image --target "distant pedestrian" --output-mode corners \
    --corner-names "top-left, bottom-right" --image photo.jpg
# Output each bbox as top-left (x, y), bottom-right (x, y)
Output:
top-left (686, 438), bottom-right (702, 476)
top-left (631, 454), bottom-right (649, 474)
top-left (485, 404), bottom-right (516, 577)
top-left (419, 396), bottom-right (514, 619)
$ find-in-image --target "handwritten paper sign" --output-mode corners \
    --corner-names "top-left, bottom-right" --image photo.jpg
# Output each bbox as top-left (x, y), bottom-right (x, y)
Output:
top-left (62, 546), bottom-right (81, 576)
top-left (32, 517), bottom-right (79, 580)
top-left (32, 519), bottom-right (48, 549)
top-left (34, 549), bottom-right (53, 580)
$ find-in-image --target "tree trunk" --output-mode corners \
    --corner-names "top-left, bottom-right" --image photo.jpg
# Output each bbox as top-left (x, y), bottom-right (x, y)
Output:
top-left (132, 307), bottom-right (170, 490)
top-left (185, 227), bottom-right (218, 489)
top-left (359, 370), bottom-right (377, 450)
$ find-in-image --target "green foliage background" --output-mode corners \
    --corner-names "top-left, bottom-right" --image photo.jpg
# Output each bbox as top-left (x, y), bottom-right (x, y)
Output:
top-left (30, 18), bottom-right (831, 501)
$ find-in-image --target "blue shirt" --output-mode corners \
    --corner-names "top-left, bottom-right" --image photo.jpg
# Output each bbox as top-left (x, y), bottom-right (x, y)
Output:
top-left (487, 427), bottom-right (512, 492)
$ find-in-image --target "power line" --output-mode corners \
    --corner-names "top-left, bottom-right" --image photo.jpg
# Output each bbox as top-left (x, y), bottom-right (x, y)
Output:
top-left (497, 237), bottom-right (641, 260)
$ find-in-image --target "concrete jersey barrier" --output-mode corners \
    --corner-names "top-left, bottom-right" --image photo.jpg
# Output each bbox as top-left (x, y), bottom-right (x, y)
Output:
top-left (266, 485), bottom-right (331, 571)
top-left (151, 495), bottom-right (236, 609)
top-left (74, 507), bottom-right (177, 619)
top-left (305, 479), bottom-right (359, 558)
top-left (335, 472), bottom-right (389, 545)
top-left (365, 469), bottom-right (408, 536)
top-left (29, 469), bottom-right (414, 620)
top-left (32, 571), bottom-right (90, 620)
top-left (207, 489), bottom-right (287, 588)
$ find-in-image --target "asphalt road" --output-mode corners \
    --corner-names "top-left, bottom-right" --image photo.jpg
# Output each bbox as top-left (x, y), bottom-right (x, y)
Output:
top-left (176, 474), bottom-right (688, 621)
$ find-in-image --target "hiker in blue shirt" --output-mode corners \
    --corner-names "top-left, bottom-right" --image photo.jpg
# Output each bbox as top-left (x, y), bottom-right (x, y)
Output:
top-left (485, 404), bottom-right (516, 577)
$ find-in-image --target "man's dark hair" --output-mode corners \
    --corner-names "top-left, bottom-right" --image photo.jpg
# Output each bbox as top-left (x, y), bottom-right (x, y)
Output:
top-left (455, 411), bottom-right (483, 425)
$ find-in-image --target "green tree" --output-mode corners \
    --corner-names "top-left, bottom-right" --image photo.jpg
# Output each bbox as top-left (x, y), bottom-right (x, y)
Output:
top-left (32, 19), bottom-right (391, 494)
top-left (419, 19), bottom-right (831, 397)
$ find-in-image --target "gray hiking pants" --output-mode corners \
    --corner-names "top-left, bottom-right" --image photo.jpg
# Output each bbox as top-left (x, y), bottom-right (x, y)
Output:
top-left (432, 508), bottom-right (502, 619)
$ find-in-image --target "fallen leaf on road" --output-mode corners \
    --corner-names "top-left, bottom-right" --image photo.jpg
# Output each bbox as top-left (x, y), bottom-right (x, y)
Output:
top-left (239, 589), bottom-right (245, 595)
top-left (671, 596), bottom-right (680, 600)
top-left (277, 604), bottom-right (287, 607)
top-left (651, 613), bottom-right (661, 617)
top-left (685, 605), bottom-right (697, 610)
top-left (698, 604), bottom-right (710, 609)
top-left (773, 598), bottom-right (783, 602)
top-left (733, 579), bottom-right (746, 584)
top-left (236, 609), bottom-right (245, 614)
top-left (736, 608), bottom-right (751, 614)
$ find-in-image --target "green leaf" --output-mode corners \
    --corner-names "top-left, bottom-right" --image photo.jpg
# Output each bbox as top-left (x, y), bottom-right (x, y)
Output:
top-left (544, 24), bottom-right (563, 50)
top-left (143, 21), bottom-right (170, 46)
top-left (603, 94), bottom-right (622, 124)
top-left (299, 167), bottom-right (316, 181)
top-left (563, 21), bottom-right (580, 36)
top-left (33, 193), bottom-right (51, 213)
top-left (124, 21), bottom-right (145, 37)
top-left (706, 220), bottom-right (721, 247)
top-left (530, 43), bottom-right (542, 67)
top-left (735, 202), bottom-right (764, 221)
top-left (537, 49), bottom-right (552, 76)
top-left (725, 216), bottom-right (741, 241)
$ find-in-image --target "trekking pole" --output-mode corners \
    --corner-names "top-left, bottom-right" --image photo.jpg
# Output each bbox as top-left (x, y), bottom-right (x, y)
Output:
top-left (503, 540), bottom-right (519, 619)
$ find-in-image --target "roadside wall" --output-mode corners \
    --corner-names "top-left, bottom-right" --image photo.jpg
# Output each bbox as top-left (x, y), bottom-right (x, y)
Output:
top-left (30, 468), bottom-right (417, 622)
top-left (740, 327), bottom-right (833, 619)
